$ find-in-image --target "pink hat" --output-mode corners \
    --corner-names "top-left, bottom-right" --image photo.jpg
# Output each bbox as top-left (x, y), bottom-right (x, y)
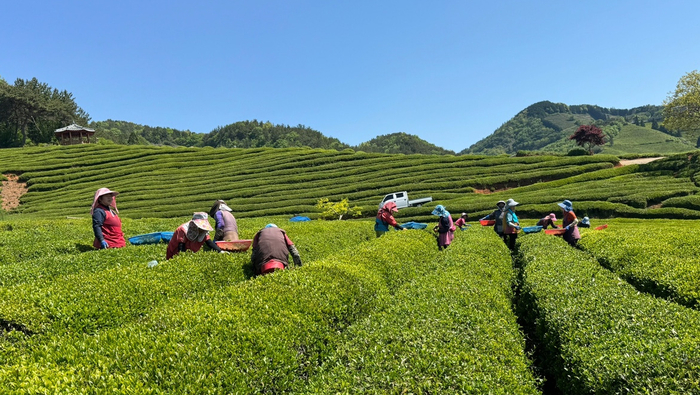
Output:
top-left (190, 212), bottom-right (213, 231)
top-left (383, 201), bottom-right (398, 212)
top-left (548, 213), bottom-right (557, 222)
top-left (91, 188), bottom-right (119, 215)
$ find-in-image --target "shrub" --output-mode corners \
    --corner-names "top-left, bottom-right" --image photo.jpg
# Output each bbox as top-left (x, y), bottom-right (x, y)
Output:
top-left (517, 233), bottom-right (700, 394)
top-left (566, 147), bottom-right (589, 156)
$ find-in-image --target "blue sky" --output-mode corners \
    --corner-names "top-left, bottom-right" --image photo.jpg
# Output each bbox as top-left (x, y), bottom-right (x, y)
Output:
top-left (2, 1), bottom-right (699, 151)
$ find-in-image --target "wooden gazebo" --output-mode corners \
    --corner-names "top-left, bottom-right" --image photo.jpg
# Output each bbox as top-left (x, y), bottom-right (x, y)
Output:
top-left (54, 124), bottom-right (96, 145)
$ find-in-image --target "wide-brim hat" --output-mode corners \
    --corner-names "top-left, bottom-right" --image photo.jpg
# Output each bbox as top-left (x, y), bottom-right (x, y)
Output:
top-left (548, 213), bottom-right (557, 222)
top-left (190, 212), bottom-right (213, 231)
top-left (558, 200), bottom-right (573, 212)
top-left (219, 203), bottom-right (233, 212)
top-left (432, 204), bottom-right (447, 216)
top-left (95, 187), bottom-right (119, 199)
top-left (505, 198), bottom-right (519, 208)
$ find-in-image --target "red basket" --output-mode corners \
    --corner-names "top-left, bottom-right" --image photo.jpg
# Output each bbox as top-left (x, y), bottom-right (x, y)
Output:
top-left (215, 239), bottom-right (252, 252)
top-left (479, 219), bottom-right (496, 226)
top-left (544, 228), bottom-right (566, 236)
top-left (594, 224), bottom-right (608, 231)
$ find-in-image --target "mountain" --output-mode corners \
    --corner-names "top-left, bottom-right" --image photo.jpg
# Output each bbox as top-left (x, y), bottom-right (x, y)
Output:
top-left (91, 120), bottom-right (204, 146)
top-left (353, 132), bottom-right (455, 155)
top-left (462, 101), bottom-right (696, 155)
top-left (92, 120), bottom-right (452, 155)
top-left (201, 120), bottom-right (348, 150)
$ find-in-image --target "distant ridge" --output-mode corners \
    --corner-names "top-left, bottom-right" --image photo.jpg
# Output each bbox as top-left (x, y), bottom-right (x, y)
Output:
top-left (462, 101), bottom-right (695, 155)
top-left (91, 120), bottom-right (453, 155)
top-left (354, 132), bottom-right (455, 155)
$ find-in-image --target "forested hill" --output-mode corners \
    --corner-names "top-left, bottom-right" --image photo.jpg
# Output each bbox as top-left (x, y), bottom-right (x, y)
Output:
top-left (91, 120), bottom-right (450, 154)
top-left (462, 101), bottom-right (693, 155)
top-left (354, 132), bottom-right (455, 155)
top-left (201, 120), bottom-right (348, 149)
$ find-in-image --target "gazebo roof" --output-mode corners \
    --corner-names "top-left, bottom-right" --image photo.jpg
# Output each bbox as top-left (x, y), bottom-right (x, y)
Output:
top-left (54, 123), bottom-right (95, 134)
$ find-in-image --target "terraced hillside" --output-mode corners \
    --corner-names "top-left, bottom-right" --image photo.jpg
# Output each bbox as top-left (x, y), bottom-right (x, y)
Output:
top-left (1, 145), bottom-right (700, 221)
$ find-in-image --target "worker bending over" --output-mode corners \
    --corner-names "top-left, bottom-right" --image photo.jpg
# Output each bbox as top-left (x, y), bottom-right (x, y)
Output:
top-left (375, 201), bottom-right (405, 237)
top-left (536, 213), bottom-right (559, 229)
top-left (454, 212), bottom-right (470, 230)
top-left (250, 224), bottom-right (302, 275)
top-left (166, 212), bottom-right (224, 259)
top-left (558, 200), bottom-right (581, 247)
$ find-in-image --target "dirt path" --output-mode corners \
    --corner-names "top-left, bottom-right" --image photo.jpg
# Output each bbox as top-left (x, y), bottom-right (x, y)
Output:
top-left (618, 157), bottom-right (664, 166)
top-left (1, 174), bottom-right (28, 211)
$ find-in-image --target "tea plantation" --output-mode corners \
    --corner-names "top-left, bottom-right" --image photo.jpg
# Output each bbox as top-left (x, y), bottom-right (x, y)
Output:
top-left (3, 145), bottom-right (700, 221)
top-left (1, 145), bottom-right (700, 393)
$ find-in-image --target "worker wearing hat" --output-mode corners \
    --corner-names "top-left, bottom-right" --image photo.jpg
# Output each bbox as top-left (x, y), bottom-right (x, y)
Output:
top-left (250, 224), bottom-right (302, 275)
top-left (502, 198), bottom-right (521, 250)
top-left (91, 187), bottom-right (126, 249)
top-left (558, 199), bottom-right (581, 246)
top-left (480, 200), bottom-right (507, 236)
top-left (166, 212), bottom-right (224, 259)
top-left (432, 205), bottom-right (455, 250)
top-left (536, 213), bottom-right (560, 229)
top-left (209, 200), bottom-right (239, 241)
top-left (454, 212), bottom-right (470, 230)
top-left (374, 201), bottom-right (405, 237)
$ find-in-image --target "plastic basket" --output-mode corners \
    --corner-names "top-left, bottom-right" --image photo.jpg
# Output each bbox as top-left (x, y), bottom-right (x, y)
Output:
top-left (594, 224), bottom-right (608, 231)
top-left (216, 239), bottom-right (252, 252)
top-left (479, 219), bottom-right (496, 226)
top-left (128, 232), bottom-right (162, 245)
top-left (544, 228), bottom-right (566, 236)
top-left (522, 225), bottom-right (543, 234)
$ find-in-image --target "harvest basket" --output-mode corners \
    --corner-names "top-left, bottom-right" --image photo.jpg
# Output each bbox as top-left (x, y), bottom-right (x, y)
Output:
top-left (544, 228), bottom-right (566, 236)
top-left (594, 224), bottom-right (608, 230)
top-left (216, 239), bottom-right (252, 252)
top-left (480, 219), bottom-right (496, 226)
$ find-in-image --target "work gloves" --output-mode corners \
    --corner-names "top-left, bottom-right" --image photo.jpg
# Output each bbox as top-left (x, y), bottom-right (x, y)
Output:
top-left (100, 240), bottom-right (109, 249)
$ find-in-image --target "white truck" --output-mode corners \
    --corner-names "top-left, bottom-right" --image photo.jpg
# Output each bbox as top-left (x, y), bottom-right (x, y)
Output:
top-left (379, 191), bottom-right (433, 209)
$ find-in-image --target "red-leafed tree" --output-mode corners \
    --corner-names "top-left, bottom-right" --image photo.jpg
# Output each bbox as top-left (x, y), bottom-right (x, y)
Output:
top-left (569, 124), bottom-right (606, 154)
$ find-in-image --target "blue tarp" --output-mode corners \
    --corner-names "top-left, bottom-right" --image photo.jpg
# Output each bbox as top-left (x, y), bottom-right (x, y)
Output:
top-left (129, 232), bottom-right (172, 245)
top-left (290, 216), bottom-right (311, 222)
top-left (400, 221), bottom-right (428, 230)
top-left (522, 226), bottom-right (543, 234)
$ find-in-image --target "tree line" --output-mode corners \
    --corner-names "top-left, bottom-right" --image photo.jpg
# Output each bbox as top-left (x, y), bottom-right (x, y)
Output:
top-left (3, 72), bottom-right (699, 153)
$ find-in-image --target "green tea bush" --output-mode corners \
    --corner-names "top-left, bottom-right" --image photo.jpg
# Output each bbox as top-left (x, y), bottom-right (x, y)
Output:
top-left (305, 228), bottom-right (540, 394)
top-left (517, 233), bottom-right (700, 394)
top-left (0, 231), bottom-right (442, 393)
top-left (0, 218), bottom-right (373, 334)
top-left (579, 221), bottom-right (700, 308)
